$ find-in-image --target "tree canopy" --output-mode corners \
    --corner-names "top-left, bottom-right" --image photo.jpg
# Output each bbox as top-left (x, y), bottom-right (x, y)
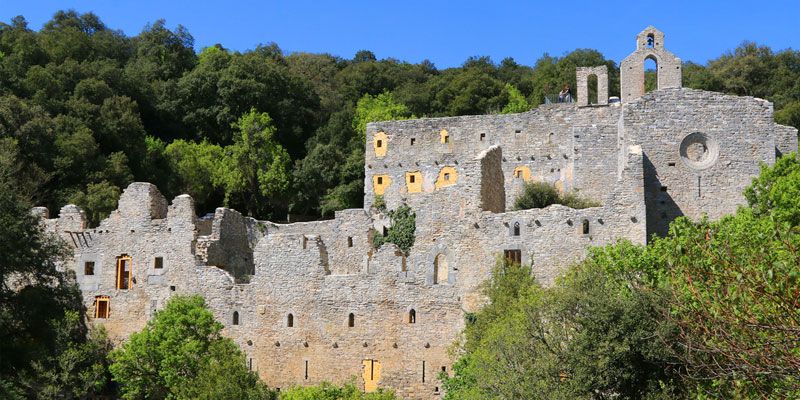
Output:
top-left (109, 295), bottom-right (272, 400)
top-left (443, 154), bottom-right (800, 399)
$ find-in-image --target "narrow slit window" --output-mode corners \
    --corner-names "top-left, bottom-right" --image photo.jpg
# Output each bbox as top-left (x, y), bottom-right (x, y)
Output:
top-left (233, 311), bottom-right (240, 326)
top-left (154, 257), bottom-right (163, 269)
top-left (410, 175), bottom-right (415, 183)
top-left (513, 222), bottom-right (520, 236)
top-left (582, 219), bottom-right (590, 235)
top-left (347, 237), bottom-right (353, 247)
top-left (84, 261), bottom-right (95, 276)
top-left (348, 313), bottom-right (355, 327)
top-left (377, 177), bottom-right (383, 185)
top-left (287, 313), bottom-right (294, 327)
top-left (94, 296), bottom-right (109, 319)
top-left (409, 309), bottom-right (416, 324)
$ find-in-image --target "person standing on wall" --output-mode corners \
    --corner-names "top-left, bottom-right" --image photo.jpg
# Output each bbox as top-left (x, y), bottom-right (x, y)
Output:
top-left (558, 85), bottom-right (572, 103)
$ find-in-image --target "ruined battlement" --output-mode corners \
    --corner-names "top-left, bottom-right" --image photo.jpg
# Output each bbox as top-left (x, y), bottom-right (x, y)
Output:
top-left (37, 27), bottom-right (797, 399)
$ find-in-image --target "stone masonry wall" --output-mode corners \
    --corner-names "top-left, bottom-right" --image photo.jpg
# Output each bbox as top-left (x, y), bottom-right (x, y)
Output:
top-left (36, 26), bottom-right (799, 400)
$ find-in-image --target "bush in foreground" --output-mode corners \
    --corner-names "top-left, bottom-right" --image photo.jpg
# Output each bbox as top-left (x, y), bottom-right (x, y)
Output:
top-left (109, 295), bottom-right (273, 400)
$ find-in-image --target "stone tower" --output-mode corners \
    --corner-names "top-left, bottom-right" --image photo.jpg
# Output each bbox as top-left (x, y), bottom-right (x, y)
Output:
top-left (620, 26), bottom-right (682, 102)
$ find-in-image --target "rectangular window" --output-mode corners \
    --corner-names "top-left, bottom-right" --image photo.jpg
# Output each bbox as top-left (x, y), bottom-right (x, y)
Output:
top-left (480, 133), bottom-right (485, 141)
top-left (668, 162), bottom-right (676, 167)
top-left (95, 296), bottom-right (109, 318)
top-left (504, 249), bottom-right (522, 265)
top-left (116, 255), bottom-right (132, 290)
top-left (410, 175), bottom-right (416, 183)
top-left (660, 186), bottom-right (668, 192)
top-left (444, 173), bottom-right (450, 180)
top-left (154, 257), bottom-right (163, 269)
top-left (377, 177), bottom-right (383, 185)
top-left (410, 138), bottom-right (416, 145)
top-left (347, 237), bottom-right (353, 247)
top-left (376, 140), bottom-right (382, 148)
top-left (84, 261), bottom-right (95, 276)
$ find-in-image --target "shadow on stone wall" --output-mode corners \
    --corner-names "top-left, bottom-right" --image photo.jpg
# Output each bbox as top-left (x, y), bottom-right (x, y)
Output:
top-left (643, 154), bottom-right (683, 240)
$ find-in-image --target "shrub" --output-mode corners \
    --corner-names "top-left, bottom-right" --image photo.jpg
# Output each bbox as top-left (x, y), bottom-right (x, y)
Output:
top-left (280, 381), bottom-right (396, 399)
top-left (512, 181), bottom-right (599, 210)
top-left (372, 204), bottom-right (415, 254)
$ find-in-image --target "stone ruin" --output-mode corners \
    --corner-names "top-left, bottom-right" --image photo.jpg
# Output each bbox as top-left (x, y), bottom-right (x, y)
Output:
top-left (37, 27), bottom-right (797, 399)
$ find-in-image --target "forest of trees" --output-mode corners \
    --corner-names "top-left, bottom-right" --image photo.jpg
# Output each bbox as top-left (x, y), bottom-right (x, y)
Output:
top-left (1, 10), bottom-right (798, 224)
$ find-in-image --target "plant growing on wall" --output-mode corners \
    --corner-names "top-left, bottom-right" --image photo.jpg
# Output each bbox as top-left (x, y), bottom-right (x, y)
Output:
top-left (372, 195), bottom-right (386, 212)
top-left (372, 204), bottom-right (415, 254)
top-left (513, 181), bottom-right (600, 210)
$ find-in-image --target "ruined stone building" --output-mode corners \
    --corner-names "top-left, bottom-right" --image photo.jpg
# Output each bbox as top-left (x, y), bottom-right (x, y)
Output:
top-left (36, 27), bottom-right (797, 399)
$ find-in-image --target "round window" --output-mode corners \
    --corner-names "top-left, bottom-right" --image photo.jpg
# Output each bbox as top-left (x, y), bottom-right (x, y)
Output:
top-left (679, 132), bottom-right (719, 170)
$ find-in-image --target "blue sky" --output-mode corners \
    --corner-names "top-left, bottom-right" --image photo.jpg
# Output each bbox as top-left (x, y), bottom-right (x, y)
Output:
top-left (2, 0), bottom-right (798, 68)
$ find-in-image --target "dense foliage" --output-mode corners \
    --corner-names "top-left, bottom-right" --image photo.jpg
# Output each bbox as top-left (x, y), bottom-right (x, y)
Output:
top-left (444, 154), bottom-right (800, 399)
top-left (372, 204), bottom-right (416, 255)
top-left (280, 381), bottom-right (396, 400)
top-left (4, 11), bottom-right (795, 224)
top-left (512, 181), bottom-right (600, 210)
top-left (0, 144), bottom-right (113, 399)
top-left (109, 295), bottom-right (273, 400)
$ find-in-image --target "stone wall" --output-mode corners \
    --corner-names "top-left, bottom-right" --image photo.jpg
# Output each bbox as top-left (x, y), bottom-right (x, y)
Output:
top-left (620, 26), bottom-right (682, 102)
top-left (34, 26), bottom-right (800, 400)
top-left (623, 88), bottom-right (783, 237)
top-left (576, 65), bottom-right (609, 106)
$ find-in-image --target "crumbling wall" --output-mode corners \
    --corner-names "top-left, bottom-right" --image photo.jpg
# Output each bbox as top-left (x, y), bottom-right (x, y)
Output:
top-left (196, 208), bottom-right (256, 281)
top-left (576, 65), bottom-right (609, 106)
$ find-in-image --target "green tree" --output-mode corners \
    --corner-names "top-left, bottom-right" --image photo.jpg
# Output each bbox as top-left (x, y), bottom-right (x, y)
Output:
top-left (280, 381), bottom-right (395, 400)
top-left (443, 251), bottom-right (682, 400)
top-left (164, 139), bottom-right (226, 214)
top-left (744, 152), bottom-right (800, 226)
top-left (0, 146), bottom-right (113, 399)
top-left (109, 295), bottom-right (272, 400)
top-left (217, 110), bottom-right (291, 218)
top-left (500, 83), bottom-right (530, 114)
top-left (352, 91), bottom-right (412, 139)
top-left (69, 180), bottom-right (121, 227)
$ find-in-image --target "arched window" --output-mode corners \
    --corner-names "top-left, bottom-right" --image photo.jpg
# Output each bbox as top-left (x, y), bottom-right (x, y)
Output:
top-left (348, 313), bottom-right (355, 327)
top-left (513, 222), bottom-right (520, 236)
top-left (287, 313), bottom-right (294, 327)
top-left (587, 74), bottom-right (598, 105)
top-left (433, 254), bottom-right (448, 284)
top-left (582, 219), bottom-right (590, 235)
top-left (646, 33), bottom-right (655, 48)
top-left (409, 309), bottom-right (416, 324)
top-left (232, 311), bottom-right (240, 326)
top-left (644, 55), bottom-right (658, 93)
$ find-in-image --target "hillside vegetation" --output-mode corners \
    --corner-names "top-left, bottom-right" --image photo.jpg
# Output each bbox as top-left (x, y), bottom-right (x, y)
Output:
top-left (1, 11), bottom-right (798, 223)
